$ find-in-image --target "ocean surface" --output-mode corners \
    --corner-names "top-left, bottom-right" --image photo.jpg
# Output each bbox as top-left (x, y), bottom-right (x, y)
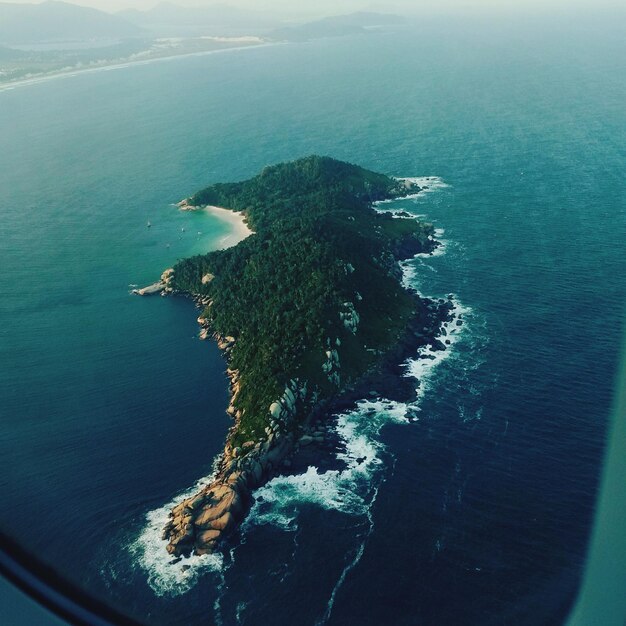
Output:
top-left (1, 14), bottom-right (625, 626)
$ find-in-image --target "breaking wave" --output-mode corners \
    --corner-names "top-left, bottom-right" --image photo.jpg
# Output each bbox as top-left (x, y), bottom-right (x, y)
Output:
top-left (129, 462), bottom-right (225, 596)
top-left (243, 176), bottom-right (471, 622)
top-left (246, 399), bottom-right (409, 531)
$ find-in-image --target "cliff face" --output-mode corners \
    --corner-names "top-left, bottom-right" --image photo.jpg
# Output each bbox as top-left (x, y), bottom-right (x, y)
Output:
top-left (160, 156), bottom-right (444, 557)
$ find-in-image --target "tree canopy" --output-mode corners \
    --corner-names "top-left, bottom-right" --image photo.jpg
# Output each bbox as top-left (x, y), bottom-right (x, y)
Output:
top-left (173, 156), bottom-right (435, 444)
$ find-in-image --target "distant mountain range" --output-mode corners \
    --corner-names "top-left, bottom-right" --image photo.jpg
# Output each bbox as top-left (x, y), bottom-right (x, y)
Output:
top-left (117, 2), bottom-right (279, 35)
top-left (0, 1), bottom-right (143, 45)
top-left (0, 2), bottom-right (403, 47)
top-left (270, 12), bottom-right (405, 42)
top-left (118, 5), bottom-right (403, 39)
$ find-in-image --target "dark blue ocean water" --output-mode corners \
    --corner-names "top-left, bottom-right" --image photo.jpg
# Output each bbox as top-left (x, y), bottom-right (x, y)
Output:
top-left (1, 15), bottom-right (625, 625)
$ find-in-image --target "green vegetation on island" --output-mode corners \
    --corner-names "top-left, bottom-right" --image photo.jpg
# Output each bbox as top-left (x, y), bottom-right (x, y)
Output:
top-left (161, 155), bottom-right (451, 557)
top-left (172, 156), bottom-right (436, 447)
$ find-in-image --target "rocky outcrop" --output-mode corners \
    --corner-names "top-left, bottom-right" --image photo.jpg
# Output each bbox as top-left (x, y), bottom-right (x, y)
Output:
top-left (339, 301), bottom-right (359, 334)
top-left (176, 199), bottom-right (199, 211)
top-left (162, 413), bottom-right (295, 556)
top-left (268, 378), bottom-right (307, 426)
top-left (160, 266), bottom-right (455, 558)
top-left (162, 335), bottom-right (306, 557)
top-left (132, 268), bottom-right (175, 296)
top-left (322, 346), bottom-right (341, 387)
top-left (162, 289), bottom-right (455, 557)
top-left (384, 177), bottom-right (422, 198)
top-left (393, 229), bottom-right (439, 259)
top-left (133, 282), bottom-right (165, 296)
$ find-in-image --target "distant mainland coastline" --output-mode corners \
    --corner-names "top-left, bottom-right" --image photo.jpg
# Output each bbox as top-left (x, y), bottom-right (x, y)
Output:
top-left (0, 39), bottom-right (273, 92)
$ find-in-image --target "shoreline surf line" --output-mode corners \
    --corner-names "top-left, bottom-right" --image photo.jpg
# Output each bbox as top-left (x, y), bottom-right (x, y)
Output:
top-left (0, 42), bottom-right (282, 94)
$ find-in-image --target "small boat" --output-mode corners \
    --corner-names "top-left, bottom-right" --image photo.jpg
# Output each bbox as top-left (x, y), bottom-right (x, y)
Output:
top-left (147, 221), bottom-right (152, 227)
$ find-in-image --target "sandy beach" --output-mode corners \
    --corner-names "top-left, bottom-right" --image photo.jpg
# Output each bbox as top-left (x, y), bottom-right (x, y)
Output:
top-left (133, 205), bottom-right (252, 296)
top-left (204, 205), bottom-right (253, 249)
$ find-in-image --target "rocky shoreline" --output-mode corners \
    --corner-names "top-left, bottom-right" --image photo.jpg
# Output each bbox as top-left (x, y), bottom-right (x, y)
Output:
top-left (158, 243), bottom-right (456, 559)
top-left (132, 268), bottom-right (175, 297)
top-left (161, 320), bottom-right (300, 557)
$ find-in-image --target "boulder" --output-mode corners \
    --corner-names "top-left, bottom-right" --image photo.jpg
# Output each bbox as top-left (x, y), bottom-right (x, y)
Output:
top-left (187, 494), bottom-right (206, 510)
top-left (194, 491), bottom-right (239, 528)
top-left (209, 511), bottom-right (235, 532)
top-left (198, 529), bottom-right (220, 544)
top-left (235, 474), bottom-right (250, 496)
top-left (195, 530), bottom-right (221, 555)
top-left (166, 533), bottom-right (193, 556)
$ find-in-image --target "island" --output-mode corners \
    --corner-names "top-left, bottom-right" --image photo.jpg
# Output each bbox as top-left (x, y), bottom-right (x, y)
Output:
top-left (144, 156), bottom-right (454, 557)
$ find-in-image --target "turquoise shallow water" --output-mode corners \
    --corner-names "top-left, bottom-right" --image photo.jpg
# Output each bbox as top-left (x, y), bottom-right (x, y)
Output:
top-left (0, 15), bottom-right (625, 625)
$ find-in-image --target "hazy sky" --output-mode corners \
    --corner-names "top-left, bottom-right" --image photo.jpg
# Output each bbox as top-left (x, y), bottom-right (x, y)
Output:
top-left (4, 0), bottom-right (620, 17)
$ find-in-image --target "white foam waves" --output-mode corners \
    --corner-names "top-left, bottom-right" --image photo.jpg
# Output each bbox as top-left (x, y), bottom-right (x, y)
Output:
top-left (245, 399), bottom-right (409, 531)
top-left (246, 400), bottom-right (408, 626)
top-left (398, 176), bottom-right (450, 195)
top-left (130, 461), bottom-right (224, 596)
top-left (399, 217), bottom-right (471, 405)
top-left (318, 483), bottom-right (381, 626)
top-left (244, 176), bottom-right (468, 622)
top-left (374, 176), bottom-right (450, 208)
top-left (405, 298), bottom-right (471, 405)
